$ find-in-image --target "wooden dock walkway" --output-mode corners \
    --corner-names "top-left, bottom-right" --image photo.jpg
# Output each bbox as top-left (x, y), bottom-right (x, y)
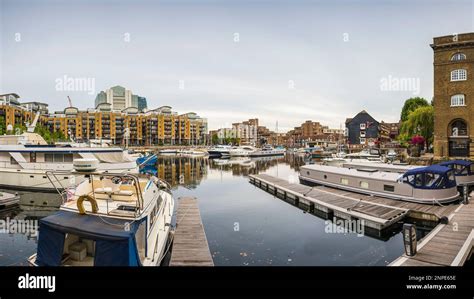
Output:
top-left (390, 203), bottom-right (474, 266)
top-left (169, 197), bottom-right (214, 266)
top-left (249, 174), bottom-right (459, 230)
top-left (249, 173), bottom-right (473, 266)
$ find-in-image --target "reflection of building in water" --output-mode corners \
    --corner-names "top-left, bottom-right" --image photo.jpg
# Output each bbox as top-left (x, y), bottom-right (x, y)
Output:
top-left (156, 157), bottom-right (208, 188)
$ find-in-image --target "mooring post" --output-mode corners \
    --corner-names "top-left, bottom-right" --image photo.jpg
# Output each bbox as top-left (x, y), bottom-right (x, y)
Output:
top-left (463, 185), bottom-right (469, 204)
top-left (403, 223), bottom-right (417, 256)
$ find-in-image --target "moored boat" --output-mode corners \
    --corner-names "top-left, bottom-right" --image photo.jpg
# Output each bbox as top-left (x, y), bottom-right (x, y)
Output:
top-left (299, 164), bottom-right (460, 204)
top-left (28, 166), bottom-right (174, 266)
top-left (228, 145), bottom-right (257, 157)
top-left (248, 145), bottom-right (285, 157)
top-left (207, 145), bottom-right (232, 157)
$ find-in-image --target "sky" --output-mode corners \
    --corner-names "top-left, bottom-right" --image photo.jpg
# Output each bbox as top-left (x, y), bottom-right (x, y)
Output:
top-left (1, 0), bottom-right (473, 131)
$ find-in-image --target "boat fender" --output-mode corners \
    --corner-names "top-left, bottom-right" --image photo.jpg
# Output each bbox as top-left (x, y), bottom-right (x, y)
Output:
top-left (77, 195), bottom-right (99, 215)
top-left (439, 216), bottom-right (449, 224)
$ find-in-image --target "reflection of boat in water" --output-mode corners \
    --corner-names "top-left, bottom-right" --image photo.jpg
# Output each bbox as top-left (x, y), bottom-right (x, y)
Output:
top-left (299, 164), bottom-right (460, 204)
top-left (178, 149), bottom-right (207, 157)
top-left (28, 166), bottom-right (175, 266)
top-left (213, 157), bottom-right (255, 167)
top-left (136, 154), bottom-right (158, 166)
top-left (0, 191), bottom-right (20, 209)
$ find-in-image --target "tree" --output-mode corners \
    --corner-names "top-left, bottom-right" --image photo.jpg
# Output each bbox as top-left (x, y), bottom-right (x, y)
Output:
top-left (211, 133), bottom-right (219, 145)
top-left (400, 97), bottom-right (429, 122)
top-left (400, 105), bottom-right (434, 151)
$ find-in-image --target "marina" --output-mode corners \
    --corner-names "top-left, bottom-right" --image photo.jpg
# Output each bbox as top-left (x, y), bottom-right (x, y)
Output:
top-left (1, 154), bottom-right (445, 266)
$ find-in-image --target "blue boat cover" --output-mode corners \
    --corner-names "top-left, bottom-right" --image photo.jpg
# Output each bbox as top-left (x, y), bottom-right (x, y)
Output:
top-left (403, 165), bottom-right (453, 176)
top-left (439, 160), bottom-right (472, 167)
top-left (36, 210), bottom-right (144, 266)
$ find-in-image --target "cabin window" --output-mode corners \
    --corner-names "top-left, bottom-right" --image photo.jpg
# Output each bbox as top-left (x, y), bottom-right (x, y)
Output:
top-left (136, 221), bottom-right (146, 262)
top-left (359, 181), bottom-right (369, 189)
top-left (470, 164), bottom-right (474, 174)
top-left (45, 153), bottom-right (73, 163)
top-left (10, 157), bottom-right (18, 165)
top-left (384, 185), bottom-right (395, 192)
top-left (414, 174), bottom-right (424, 187)
top-left (424, 173), bottom-right (441, 188)
top-left (447, 171), bottom-right (456, 185)
top-left (340, 178), bottom-right (349, 185)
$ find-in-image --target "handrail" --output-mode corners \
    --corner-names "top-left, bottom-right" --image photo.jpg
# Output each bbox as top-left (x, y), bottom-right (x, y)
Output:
top-left (47, 169), bottom-right (146, 214)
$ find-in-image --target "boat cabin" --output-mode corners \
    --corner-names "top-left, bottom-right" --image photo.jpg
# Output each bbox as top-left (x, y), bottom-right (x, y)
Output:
top-left (401, 165), bottom-right (457, 190)
top-left (439, 160), bottom-right (474, 186)
top-left (33, 210), bottom-right (146, 266)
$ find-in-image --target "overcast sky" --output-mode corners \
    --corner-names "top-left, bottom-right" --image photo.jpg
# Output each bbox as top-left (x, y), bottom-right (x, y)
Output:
top-left (1, 0), bottom-right (473, 131)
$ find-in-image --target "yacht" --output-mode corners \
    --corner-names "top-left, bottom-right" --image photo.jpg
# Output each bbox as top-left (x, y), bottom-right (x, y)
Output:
top-left (228, 145), bottom-right (257, 157)
top-left (299, 164), bottom-right (460, 204)
top-left (207, 145), bottom-right (232, 157)
top-left (248, 145), bottom-right (285, 157)
top-left (0, 131), bottom-right (138, 191)
top-left (28, 164), bottom-right (174, 266)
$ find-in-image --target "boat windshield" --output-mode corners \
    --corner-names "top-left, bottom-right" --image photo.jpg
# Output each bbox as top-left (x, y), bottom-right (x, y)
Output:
top-left (402, 166), bottom-right (456, 189)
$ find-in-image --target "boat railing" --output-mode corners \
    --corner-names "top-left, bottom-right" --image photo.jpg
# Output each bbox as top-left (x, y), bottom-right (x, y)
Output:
top-left (46, 170), bottom-right (146, 215)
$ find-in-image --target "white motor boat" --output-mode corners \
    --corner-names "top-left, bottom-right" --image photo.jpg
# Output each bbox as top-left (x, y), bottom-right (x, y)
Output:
top-left (299, 164), bottom-right (460, 204)
top-left (28, 166), bottom-right (174, 266)
top-left (207, 145), bottom-right (232, 157)
top-left (0, 132), bottom-right (137, 192)
top-left (228, 145), bottom-right (257, 157)
top-left (248, 145), bottom-right (285, 157)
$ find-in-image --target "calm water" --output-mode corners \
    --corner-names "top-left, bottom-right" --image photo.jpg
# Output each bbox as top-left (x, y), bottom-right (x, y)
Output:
top-left (0, 154), bottom-right (433, 266)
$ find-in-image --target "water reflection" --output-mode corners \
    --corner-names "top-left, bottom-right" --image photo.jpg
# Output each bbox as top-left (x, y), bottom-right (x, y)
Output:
top-left (0, 153), bottom-right (437, 266)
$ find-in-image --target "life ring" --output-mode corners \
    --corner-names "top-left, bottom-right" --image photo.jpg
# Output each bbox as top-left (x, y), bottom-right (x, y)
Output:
top-left (77, 195), bottom-right (99, 215)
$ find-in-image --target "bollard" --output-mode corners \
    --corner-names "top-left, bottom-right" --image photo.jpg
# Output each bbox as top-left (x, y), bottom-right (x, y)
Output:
top-left (463, 185), bottom-right (469, 204)
top-left (403, 224), bottom-right (417, 256)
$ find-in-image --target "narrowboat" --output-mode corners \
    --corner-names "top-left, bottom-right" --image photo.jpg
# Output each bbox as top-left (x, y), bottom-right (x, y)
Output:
top-left (299, 164), bottom-right (460, 204)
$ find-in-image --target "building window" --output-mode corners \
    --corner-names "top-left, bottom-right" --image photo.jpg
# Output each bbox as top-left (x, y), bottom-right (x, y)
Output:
top-left (451, 69), bottom-right (467, 81)
top-left (451, 53), bottom-right (466, 61)
top-left (360, 123), bottom-right (366, 130)
top-left (450, 94), bottom-right (465, 107)
top-left (360, 138), bottom-right (366, 144)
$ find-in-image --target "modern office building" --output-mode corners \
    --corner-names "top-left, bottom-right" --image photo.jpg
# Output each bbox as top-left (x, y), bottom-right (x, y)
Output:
top-left (95, 85), bottom-right (148, 112)
top-left (431, 32), bottom-right (474, 158)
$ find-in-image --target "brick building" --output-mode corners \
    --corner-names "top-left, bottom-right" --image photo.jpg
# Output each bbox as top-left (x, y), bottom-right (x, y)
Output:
top-left (431, 33), bottom-right (474, 159)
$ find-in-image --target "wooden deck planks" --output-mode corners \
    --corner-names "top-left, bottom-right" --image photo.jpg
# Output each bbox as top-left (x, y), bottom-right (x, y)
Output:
top-left (250, 174), bottom-right (408, 229)
top-left (170, 197), bottom-right (214, 266)
top-left (391, 203), bottom-right (474, 266)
